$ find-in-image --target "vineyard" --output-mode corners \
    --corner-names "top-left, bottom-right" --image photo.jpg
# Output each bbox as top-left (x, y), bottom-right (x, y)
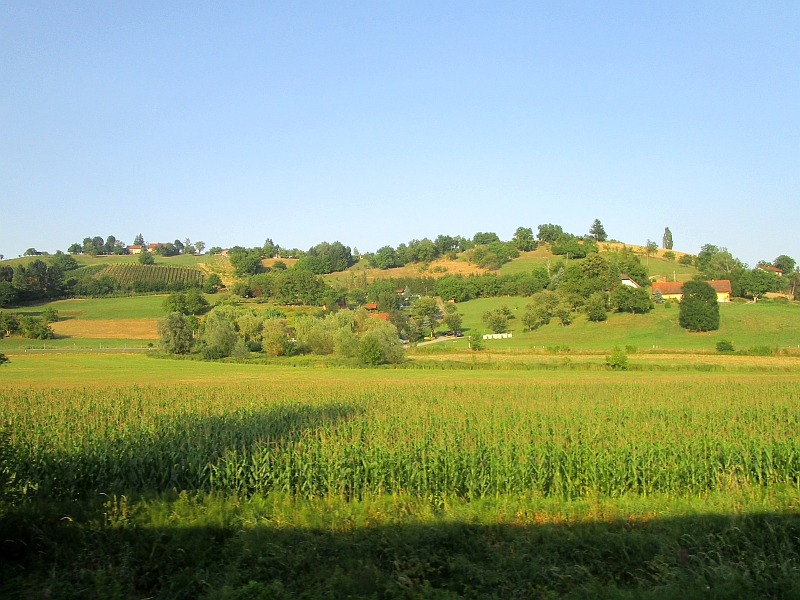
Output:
top-left (97, 263), bottom-right (205, 287)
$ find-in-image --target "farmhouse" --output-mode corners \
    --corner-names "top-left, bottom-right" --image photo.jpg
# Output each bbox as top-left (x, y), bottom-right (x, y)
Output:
top-left (651, 280), bottom-right (732, 302)
top-left (127, 245), bottom-right (142, 255)
top-left (758, 265), bottom-right (783, 276)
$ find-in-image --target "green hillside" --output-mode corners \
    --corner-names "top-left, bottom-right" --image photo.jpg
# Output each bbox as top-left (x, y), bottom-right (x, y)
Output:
top-left (440, 296), bottom-right (800, 351)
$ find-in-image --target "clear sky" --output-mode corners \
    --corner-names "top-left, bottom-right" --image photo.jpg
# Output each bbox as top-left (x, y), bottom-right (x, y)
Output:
top-left (1, 1), bottom-right (798, 265)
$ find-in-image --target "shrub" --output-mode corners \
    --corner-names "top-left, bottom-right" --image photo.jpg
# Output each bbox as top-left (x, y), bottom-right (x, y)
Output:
top-left (716, 340), bottom-right (735, 353)
top-left (357, 326), bottom-right (403, 365)
top-left (678, 254), bottom-right (694, 266)
top-left (625, 345), bottom-right (638, 354)
top-left (679, 280), bottom-right (720, 331)
top-left (19, 316), bottom-right (53, 339)
top-left (0, 353), bottom-right (8, 366)
top-left (663, 251), bottom-right (676, 261)
top-left (606, 349), bottom-right (628, 370)
top-left (469, 331), bottom-right (484, 351)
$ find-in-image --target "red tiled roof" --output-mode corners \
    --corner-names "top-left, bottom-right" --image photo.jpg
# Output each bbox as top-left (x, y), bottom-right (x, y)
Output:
top-left (369, 312), bottom-right (390, 321)
top-left (364, 303), bottom-right (378, 310)
top-left (651, 281), bottom-right (684, 295)
top-left (758, 265), bottom-right (783, 274)
top-left (128, 245), bottom-right (142, 250)
top-left (651, 280), bottom-right (732, 295)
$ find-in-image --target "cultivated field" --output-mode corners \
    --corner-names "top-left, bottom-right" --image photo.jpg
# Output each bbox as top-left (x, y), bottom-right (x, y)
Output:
top-left (1, 358), bottom-right (800, 597)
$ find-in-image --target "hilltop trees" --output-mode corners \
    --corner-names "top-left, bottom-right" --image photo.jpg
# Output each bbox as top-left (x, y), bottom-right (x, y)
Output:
top-left (589, 219), bottom-right (607, 242)
top-left (513, 227), bottom-right (537, 251)
top-left (158, 312), bottom-right (194, 354)
top-left (662, 227), bottom-right (673, 250)
top-left (774, 255), bottom-right (796, 274)
top-left (679, 280), bottom-right (720, 331)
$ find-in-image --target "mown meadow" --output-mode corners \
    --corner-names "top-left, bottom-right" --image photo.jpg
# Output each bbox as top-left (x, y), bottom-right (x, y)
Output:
top-left (1, 368), bottom-right (800, 598)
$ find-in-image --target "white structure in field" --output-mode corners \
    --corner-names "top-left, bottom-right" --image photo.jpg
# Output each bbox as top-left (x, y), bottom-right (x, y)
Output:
top-left (483, 333), bottom-right (513, 340)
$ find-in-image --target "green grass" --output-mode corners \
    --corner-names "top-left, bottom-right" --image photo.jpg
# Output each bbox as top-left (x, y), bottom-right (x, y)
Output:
top-left (10, 295), bottom-right (170, 320)
top-left (441, 297), bottom-right (800, 351)
top-left (644, 255), bottom-right (699, 282)
top-left (1, 252), bottom-right (208, 269)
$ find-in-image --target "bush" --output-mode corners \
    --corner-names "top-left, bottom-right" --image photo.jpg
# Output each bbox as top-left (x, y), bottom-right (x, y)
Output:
top-left (678, 254), bottom-right (694, 266)
top-left (0, 353), bottom-right (8, 366)
top-left (469, 331), bottom-right (484, 351)
top-left (606, 349), bottom-right (628, 370)
top-left (663, 251), bottom-right (676, 261)
top-left (357, 326), bottom-right (403, 365)
top-left (625, 345), bottom-right (637, 354)
top-left (19, 316), bottom-right (53, 339)
top-left (716, 340), bottom-right (735, 353)
top-left (679, 280), bottom-right (720, 331)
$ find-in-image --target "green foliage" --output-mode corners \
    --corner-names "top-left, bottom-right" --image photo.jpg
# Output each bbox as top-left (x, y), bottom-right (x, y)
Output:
top-left (555, 302), bottom-right (573, 326)
top-left (469, 330), bottom-right (484, 350)
top-left (774, 255), bottom-right (795, 274)
top-left (0, 353), bottom-right (7, 365)
top-left (482, 308), bottom-right (509, 333)
top-left (678, 254), bottom-right (694, 266)
top-left (442, 309), bottom-right (462, 332)
top-left (40, 306), bottom-right (59, 323)
top-left (663, 251), bottom-right (676, 261)
top-left (0, 311), bottom-right (20, 336)
top-left (611, 286), bottom-right (653, 314)
top-left (138, 249), bottom-right (155, 265)
top-left (357, 324), bottom-right (403, 365)
top-left (472, 231), bottom-right (500, 245)
top-left (679, 280), bottom-right (720, 332)
top-left (740, 268), bottom-right (781, 301)
top-left (203, 272), bottom-right (223, 293)
top-left (0, 281), bottom-right (18, 307)
top-left (653, 289), bottom-right (664, 304)
top-left (199, 312), bottom-right (239, 359)
top-left (536, 223), bottom-right (564, 242)
top-left (716, 340), bottom-right (735, 353)
top-left (522, 291), bottom-right (559, 330)
top-left (469, 241), bottom-right (519, 270)
top-left (228, 247), bottom-right (264, 276)
top-left (605, 348), bottom-right (628, 369)
top-left (662, 227), bottom-right (673, 250)
top-left (158, 312), bottom-right (194, 354)
top-left (585, 292), bottom-right (608, 322)
top-left (512, 226), bottom-right (537, 251)
top-left (551, 236), bottom-right (597, 258)
top-left (19, 316), bottom-right (53, 339)
top-left (588, 219), bottom-right (607, 241)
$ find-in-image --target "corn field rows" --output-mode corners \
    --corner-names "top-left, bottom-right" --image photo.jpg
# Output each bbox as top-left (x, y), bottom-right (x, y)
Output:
top-left (2, 380), bottom-right (799, 500)
top-left (98, 263), bottom-right (205, 286)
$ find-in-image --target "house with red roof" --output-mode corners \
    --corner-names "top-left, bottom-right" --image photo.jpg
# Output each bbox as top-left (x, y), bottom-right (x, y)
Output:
top-left (651, 280), bottom-right (732, 302)
top-left (758, 265), bottom-right (784, 276)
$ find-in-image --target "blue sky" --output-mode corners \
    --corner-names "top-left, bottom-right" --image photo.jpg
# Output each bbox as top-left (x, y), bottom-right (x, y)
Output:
top-left (1, 1), bottom-right (798, 265)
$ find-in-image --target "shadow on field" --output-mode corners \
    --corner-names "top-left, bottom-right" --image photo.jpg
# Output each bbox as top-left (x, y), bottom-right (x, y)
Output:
top-left (1, 502), bottom-right (799, 599)
top-left (7, 402), bottom-right (364, 499)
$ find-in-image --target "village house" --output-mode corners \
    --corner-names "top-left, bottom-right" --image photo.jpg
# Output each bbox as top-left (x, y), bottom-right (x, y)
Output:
top-left (127, 245), bottom-right (142, 255)
top-left (651, 279), bottom-right (732, 302)
top-left (758, 265), bottom-right (784, 276)
top-left (620, 274), bottom-right (640, 288)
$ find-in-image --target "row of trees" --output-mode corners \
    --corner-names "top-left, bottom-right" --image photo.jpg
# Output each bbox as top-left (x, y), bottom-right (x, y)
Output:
top-left (159, 305), bottom-right (404, 365)
top-left (63, 235), bottom-right (206, 256)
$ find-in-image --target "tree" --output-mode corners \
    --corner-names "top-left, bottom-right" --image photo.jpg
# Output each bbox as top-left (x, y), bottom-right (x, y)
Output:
top-left (199, 312), bottom-right (239, 359)
top-left (537, 224), bottom-right (564, 242)
top-left (589, 219), bottom-right (607, 242)
top-left (411, 296), bottom-right (439, 336)
top-left (357, 323), bottom-right (403, 365)
top-left (473, 232), bottom-right (500, 245)
top-left (696, 244), bottom-right (719, 271)
top-left (183, 239), bottom-right (193, 254)
top-left (0, 312), bottom-right (20, 336)
top-left (662, 227), bottom-right (673, 250)
top-left (0, 282), bottom-right (18, 308)
top-left (138, 249), bottom-right (155, 265)
top-left (194, 241), bottom-right (206, 254)
top-left (585, 292), bottom-right (608, 322)
top-left (482, 308), bottom-right (508, 333)
top-left (645, 240), bottom-right (658, 265)
top-left (374, 246), bottom-right (397, 269)
top-left (678, 254), bottom-right (694, 266)
top-left (739, 268), bottom-right (778, 302)
top-left (158, 312), bottom-right (193, 354)
top-left (203, 273), bottom-right (223, 293)
top-left (789, 268), bottom-right (800, 301)
top-left (19, 316), bottom-right (53, 339)
top-left (611, 286), bottom-right (653, 314)
top-left (0, 353), bottom-right (7, 366)
top-left (133, 233), bottom-right (145, 246)
top-left (679, 280), bottom-right (720, 331)
top-left (184, 288), bottom-right (209, 314)
top-left (555, 302), bottom-right (573, 326)
top-left (774, 255), bottom-right (796, 274)
top-left (442, 310), bottom-right (462, 333)
top-left (68, 243), bottom-right (82, 254)
top-left (513, 227), bottom-right (537, 251)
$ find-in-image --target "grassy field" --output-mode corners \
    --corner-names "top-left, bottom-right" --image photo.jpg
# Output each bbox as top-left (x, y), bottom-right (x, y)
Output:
top-left (438, 296), bottom-right (800, 351)
top-left (1, 361), bottom-right (800, 597)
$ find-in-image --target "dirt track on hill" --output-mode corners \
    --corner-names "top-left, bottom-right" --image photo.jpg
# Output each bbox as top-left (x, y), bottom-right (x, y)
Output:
top-left (51, 318), bottom-right (159, 339)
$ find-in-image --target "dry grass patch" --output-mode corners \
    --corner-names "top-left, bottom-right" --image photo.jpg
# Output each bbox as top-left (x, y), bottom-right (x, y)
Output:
top-left (51, 318), bottom-right (159, 339)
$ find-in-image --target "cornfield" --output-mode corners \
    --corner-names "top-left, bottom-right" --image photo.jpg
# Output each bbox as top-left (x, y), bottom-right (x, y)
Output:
top-left (98, 263), bottom-right (205, 286)
top-left (2, 379), bottom-right (799, 501)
